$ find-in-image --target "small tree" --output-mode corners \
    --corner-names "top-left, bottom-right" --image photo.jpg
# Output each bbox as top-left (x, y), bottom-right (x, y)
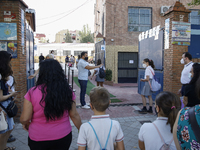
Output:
top-left (105, 69), bottom-right (112, 81)
top-left (65, 30), bottom-right (73, 43)
top-left (79, 24), bottom-right (94, 43)
top-left (188, 0), bottom-right (200, 6)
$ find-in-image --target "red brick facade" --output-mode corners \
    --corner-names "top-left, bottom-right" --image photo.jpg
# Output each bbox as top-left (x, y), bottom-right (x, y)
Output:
top-left (0, 0), bottom-right (28, 121)
top-left (95, 0), bottom-right (200, 84)
top-left (102, 0), bottom-right (200, 46)
top-left (163, 2), bottom-right (200, 93)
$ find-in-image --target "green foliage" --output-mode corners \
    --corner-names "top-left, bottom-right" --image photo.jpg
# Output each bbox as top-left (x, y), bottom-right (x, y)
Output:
top-left (79, 24), bottom-right (94, 43)
top-left (105, 69), bottom-right (112, 81)
top-left (188, 0), bottom-right (200, 6)
top-left (73, 77), bottom-right (116, 97)
top-left (65, 30), bottom-right (73, 43)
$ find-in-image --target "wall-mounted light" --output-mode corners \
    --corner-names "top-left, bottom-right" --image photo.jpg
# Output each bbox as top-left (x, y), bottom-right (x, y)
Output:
top-left (97, 10), bottom-right (100, 13)
top-left (111, 39), bottom-right (114, 42)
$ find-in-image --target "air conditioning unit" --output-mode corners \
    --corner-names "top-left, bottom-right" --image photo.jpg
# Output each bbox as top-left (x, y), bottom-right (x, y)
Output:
top-left (160, 6), bottom-right (171, 15)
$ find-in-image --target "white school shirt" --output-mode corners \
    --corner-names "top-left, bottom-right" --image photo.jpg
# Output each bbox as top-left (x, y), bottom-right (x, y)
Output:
top-left (144, 66), bottom-right (154, 79)
top-left (77, 114), bottom-right (124, 150)
top-left (138, 117), bottom-right (176, 150)
top-left (7, 76), bottom-right (15, 92)
top-left (78, 59), bottom-right (89, 80)
top-left (181, 61), bottom-right (193, 84)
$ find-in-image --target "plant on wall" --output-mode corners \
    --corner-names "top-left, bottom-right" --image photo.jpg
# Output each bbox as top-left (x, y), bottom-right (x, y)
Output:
top-left (105, 69), bottom-right (112, 81)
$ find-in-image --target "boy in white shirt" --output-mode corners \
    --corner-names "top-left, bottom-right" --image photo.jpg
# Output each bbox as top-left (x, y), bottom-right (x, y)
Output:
top-left (77, 87), bottom-right (125, 150)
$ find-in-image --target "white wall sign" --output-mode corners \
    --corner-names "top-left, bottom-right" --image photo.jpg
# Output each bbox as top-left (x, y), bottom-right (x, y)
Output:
top-left (129, 60), bottom-right (134, 64)
top-left (172, 21), bottom-right (191, 46)
top-left (139, 25), bottom-right (160, 41)
top-left (165, 18), bottom-right (170, 49)
top-left (101, 45), bottom-right (105, 51)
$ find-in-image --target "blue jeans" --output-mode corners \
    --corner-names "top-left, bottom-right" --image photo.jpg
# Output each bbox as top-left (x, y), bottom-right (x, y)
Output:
top-left (78, 80), bottom-right (88, 106)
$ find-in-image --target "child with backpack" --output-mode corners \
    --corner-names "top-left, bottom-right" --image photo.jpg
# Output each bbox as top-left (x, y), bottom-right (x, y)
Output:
top-left (138, 91), bottom-right (181, 150)
top-left (77, 87), bottom-right (125, 150)
top-left (91, 59), bottom-right (106, 87)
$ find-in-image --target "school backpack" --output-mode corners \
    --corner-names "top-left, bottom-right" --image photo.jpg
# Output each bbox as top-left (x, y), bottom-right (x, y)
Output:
top-left (153, 123), bottom-right (173, 150)
top-left (65, 57), bottom-right (69, 63)
top-left (148, 69), bottom-right (161, 92)
top-left (88, 120), bottom-right (112, 150)
top-left (99, 67), bottom-right (106, 78)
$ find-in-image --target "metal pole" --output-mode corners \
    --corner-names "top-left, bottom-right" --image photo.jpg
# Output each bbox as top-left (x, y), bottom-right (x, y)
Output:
top-left (65, 63), bottom-right (66, 76)
top-left (72, 69), bottom-right (74, 90)
top-left (68, 66), bottom-right (70, 83)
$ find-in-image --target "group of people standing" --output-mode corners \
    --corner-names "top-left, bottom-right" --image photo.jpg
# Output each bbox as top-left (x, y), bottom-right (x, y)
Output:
top-left (77, 52), bottom-right (105, 109)
top-left (138, 52), bottom-right (200, 150)
top-left (1, 49), bottom-right (200, 150)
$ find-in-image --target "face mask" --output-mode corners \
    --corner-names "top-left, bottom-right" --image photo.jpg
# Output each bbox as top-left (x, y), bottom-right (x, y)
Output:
top-left (85, 57), bottom-right (88, 61)
top-left (143, 64), bottom-right (147, 68)
top-left (180, 58), bottom-right (185, 64)
top-left (188, 73), bottom-right (192, 80)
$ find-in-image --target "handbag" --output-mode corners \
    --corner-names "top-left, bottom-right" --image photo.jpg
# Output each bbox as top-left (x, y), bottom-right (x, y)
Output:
top-left (0, 110), bottom-right (8, 131)
top-left (188, 107), bottom-right (200, 143)
top-left (88, 70), bottom-right (91, 76)
top-left (0, 100), bottom-right (18, 118)
top-left (148, 69), bottom-right (161, 92)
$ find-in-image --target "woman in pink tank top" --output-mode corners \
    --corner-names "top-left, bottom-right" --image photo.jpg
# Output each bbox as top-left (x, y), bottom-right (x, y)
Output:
top-left (20, 59), bottom-right (82, 150)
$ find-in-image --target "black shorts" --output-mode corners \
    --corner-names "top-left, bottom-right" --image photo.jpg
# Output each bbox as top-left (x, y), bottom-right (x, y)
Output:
top-left (28, 132), bottom-right (72, 150)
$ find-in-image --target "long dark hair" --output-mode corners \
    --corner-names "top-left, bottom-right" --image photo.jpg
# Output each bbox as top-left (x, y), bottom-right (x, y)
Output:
top-left (0, 51), bottom-right (13, 82)
top-left (97, 59), bottom-right (101, 65)
top-left (35, 59), bottom-right (73, 121)
top-left (144, 58), bottom-right (155, 69)
top-left (155, 91), bottom-right (181, 133)
top-left (189, 63), bottom-right (200, 85)
top-left (196, 77), bottom-right (200, 99)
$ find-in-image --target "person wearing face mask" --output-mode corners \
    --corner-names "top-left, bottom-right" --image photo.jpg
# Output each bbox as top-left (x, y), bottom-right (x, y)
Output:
top-left (50, 50), bottom-right (55, 59)
top-left (182, 63), bottom-right (200, 107)
top-left (178, 52), bottom-right (193, 96)
top-left (77, 52), bottom-right (102, 109)
top-left (139, 58), bottom-right (155, 113)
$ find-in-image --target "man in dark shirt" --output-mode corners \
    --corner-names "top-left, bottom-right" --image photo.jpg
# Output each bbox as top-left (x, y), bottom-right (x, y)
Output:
top-left (39, 53), bottom-right (45, 63)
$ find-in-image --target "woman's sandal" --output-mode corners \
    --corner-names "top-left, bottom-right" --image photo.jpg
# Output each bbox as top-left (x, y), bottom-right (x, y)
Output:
top-left (4, 147), bottom-right (16, 150)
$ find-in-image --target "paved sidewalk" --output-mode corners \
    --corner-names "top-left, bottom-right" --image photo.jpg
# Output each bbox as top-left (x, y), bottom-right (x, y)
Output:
top-left (7, 112), bottom-right (157, 150)
top-left (8, 63), bottom-right (156, 149)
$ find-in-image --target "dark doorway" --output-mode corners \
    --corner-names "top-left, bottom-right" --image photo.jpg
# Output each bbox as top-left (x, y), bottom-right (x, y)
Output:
top-left (118, 52), bottom-right (138, 83)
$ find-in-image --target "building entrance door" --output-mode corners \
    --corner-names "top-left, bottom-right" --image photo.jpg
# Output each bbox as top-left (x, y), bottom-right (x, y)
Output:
top-left (118, 52), bottom-right (138, 83)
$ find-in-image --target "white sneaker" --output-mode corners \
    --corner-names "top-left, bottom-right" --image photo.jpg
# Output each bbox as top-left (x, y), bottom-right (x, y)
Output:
top-left (81, 105), bottom-right (90, 109)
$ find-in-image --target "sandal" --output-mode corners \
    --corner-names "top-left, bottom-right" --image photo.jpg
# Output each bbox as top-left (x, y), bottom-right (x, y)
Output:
top-left (7, 137), bottom-right (16, 143)
top-left (4, 147), bottom-right (16, 150)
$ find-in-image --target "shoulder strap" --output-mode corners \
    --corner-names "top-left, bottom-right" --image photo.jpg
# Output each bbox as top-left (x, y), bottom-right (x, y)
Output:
top-left (188, 106), bottom-right (200, 143)
top-left (152, 123), bottom-right (173, 146)
top-left (88, 120), bottom-right (113, 149)
top-left (0, 103), bottom-right (7, 113)
top-left (88, 122), bottom-right (103, 149)
top-left (104, 120), bottom-right (112, 149)
top-left (148, 68), bottom-right (155, 76)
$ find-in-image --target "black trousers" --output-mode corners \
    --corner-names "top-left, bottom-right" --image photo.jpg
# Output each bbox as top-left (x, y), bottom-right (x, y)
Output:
top-left (181, 84), bottom-right (188, 96)
top-left (28, 132), bottom-right (72, 150)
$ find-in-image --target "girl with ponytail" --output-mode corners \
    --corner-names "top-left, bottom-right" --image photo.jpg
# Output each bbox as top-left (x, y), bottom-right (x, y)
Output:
top-left (139, 58), bottom-right (155, 113)
top-left (138, 92), bottom-right (181, 150)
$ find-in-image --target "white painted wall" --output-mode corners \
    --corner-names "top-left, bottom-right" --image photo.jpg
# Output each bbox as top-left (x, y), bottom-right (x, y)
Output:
top-left (35, 43), bottom-right (94, 56)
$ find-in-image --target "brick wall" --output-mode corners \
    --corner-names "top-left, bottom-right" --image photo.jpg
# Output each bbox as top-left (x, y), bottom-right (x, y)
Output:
top-left (163, 2), bottom-right (200, 94)
top-left (0, 0), bottom-right (27, 122)
top-left (95, 0), bottom-right (200, 83)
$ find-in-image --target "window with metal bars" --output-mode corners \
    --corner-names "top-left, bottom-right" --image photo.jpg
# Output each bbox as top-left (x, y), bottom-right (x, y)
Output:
top-left (128, 7), bottom-right (152, 32)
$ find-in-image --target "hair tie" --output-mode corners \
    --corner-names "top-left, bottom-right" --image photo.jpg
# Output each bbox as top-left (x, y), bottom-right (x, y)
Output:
top-left (171, 106), bottom-right (176, 109)
top-left (149, 59), bottom-right (151, 62)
